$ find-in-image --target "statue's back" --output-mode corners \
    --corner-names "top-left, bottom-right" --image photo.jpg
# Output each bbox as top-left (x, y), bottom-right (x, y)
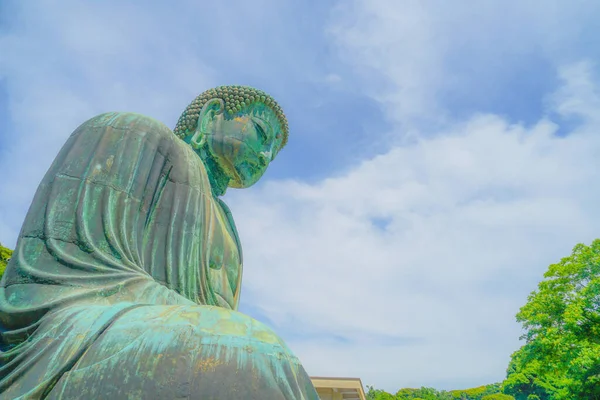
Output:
top-left (0, 112), bottom-right (318, 399)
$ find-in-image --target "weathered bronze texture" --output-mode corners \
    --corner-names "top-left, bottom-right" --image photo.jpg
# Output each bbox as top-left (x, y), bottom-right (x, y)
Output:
top-left (0, 86), bottom-right (319, 399)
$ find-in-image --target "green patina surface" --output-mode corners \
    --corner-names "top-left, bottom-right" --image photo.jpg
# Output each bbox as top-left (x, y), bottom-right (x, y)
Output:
top-left (0, 86), bottom-right (319, 399)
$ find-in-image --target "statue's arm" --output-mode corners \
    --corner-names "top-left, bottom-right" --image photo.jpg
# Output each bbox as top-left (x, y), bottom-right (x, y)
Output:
top-left (215, 198), bottom-right (243, 264)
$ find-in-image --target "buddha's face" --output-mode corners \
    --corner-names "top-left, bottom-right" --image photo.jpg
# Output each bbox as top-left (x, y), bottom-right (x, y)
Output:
top-left (202, 103), bottom-right (285, 188)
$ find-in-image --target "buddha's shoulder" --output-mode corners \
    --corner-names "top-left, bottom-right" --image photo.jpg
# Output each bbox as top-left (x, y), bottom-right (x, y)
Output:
top-left (75, 112), bottom-right (175, 138)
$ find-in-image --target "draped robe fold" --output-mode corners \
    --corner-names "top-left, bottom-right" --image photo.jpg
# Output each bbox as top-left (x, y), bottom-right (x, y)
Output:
top-left (0, 112), bottom-right (318, 399)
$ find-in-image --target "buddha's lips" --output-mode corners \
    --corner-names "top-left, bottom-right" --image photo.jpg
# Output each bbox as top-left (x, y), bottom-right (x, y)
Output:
top-left (224, 158), bottom-right (261, 186)
top-left (218, 156), bottom-right (243, 183)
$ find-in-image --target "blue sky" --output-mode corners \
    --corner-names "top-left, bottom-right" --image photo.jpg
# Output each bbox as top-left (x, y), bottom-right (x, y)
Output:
top-left (2, 0), bottom-right (600, 392)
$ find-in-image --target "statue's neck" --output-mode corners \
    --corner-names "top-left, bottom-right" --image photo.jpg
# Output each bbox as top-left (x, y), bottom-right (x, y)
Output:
top-left (200, 150), bottom-right (228, 197)
top-left (184, 132), bottom-right (228, 197)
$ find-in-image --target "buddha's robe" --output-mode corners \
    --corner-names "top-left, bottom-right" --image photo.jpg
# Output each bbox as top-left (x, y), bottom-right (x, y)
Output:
top-left (0, 112), bottom-right (318, 400)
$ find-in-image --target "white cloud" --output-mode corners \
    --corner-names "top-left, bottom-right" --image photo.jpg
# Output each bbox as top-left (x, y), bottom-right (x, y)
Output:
top-left (327, 0), bottom-right (600, 130)
top-left (227, 60), bottom-right (600, 391)
top-left (328, 0), bottom-right (443, 126)
top-left (551, 62), bottom-right (600, 123)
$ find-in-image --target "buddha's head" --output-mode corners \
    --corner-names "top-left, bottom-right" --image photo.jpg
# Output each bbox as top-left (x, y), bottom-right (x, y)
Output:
top-left (174, 86), bottom-right (288, 191)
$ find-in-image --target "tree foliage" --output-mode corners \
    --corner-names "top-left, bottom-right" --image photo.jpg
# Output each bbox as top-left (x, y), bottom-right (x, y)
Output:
top-left (480, 395), bottom-right (515, 400)
top-left (396, 387), bottom-right (452, 400)
top-left (0, 242), bottom-right (12, 279)
top-left (366, 384), bottom-right (508, 400)
top-left (503, 240), bottom-right (600, 399)
top-left (449, 383), bottom-right (504, 399)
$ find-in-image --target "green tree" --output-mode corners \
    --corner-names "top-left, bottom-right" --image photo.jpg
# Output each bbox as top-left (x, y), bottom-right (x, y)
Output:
top-left (0, 242), bottom-right (12, 279)
top-left (367, 385), bottom-right (457, 400)
top-left (396, 387), bottom-right (452, 400)
top-left (449, 383), bottom-right (503, 400)
top-left (504, 240), bottom-right (600, 399)
top-left (367, 384), bottom-right (505, 400)
top-left (480, 394), bottom-right (514, 400)
top-left (367, 385), bottom-right (396, 400)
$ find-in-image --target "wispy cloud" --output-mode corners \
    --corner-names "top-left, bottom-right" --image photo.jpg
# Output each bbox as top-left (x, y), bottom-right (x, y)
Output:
top-left (328, 0), bottom-right (600, 131)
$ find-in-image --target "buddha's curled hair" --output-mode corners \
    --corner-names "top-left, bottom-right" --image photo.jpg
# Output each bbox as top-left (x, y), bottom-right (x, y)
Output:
top-left (173, 85), bottom-right (289, 148)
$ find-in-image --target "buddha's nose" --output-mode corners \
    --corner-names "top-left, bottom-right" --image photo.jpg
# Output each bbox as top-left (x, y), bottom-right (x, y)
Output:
top-left (259, 151), bottom-right (271, 166)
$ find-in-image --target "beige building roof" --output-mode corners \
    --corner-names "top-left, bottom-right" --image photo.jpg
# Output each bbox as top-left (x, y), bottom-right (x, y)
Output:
top-left (310, 377), bottom-right (367, 400)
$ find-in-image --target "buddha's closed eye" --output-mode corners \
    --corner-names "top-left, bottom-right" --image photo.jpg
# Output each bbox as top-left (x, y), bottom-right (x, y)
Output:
top-left (253, 120), bottom-right (269, 144)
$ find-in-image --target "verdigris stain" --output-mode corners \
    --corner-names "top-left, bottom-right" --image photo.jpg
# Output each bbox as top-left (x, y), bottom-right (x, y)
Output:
top-left (0, 86), bottom-right (318, 400)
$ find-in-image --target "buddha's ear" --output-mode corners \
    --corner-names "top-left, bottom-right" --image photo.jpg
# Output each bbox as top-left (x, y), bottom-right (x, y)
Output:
top-left (191, 98), bottom-right (225, 150)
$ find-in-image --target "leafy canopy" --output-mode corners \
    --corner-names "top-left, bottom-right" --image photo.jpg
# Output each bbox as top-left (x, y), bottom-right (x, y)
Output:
top-left (0, 243), bottom-right (12, 279)
top-left (503, 240), bottom-right (600, 399)
top-left (366, 384), bottom-right (509, 400)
